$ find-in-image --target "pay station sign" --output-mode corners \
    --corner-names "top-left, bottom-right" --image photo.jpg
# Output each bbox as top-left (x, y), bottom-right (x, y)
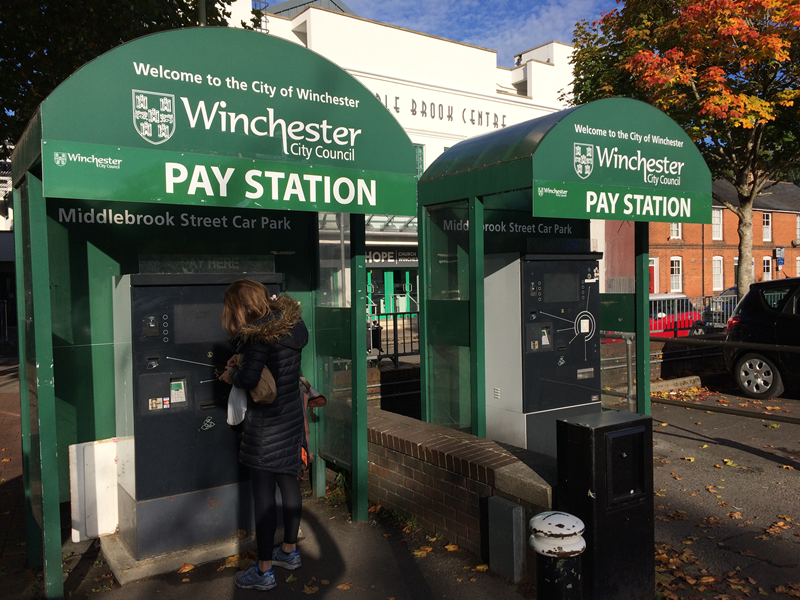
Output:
top-left (40, 28), bottom-right (417, 216)
top-left (532, 99), bottom-right (712, 224)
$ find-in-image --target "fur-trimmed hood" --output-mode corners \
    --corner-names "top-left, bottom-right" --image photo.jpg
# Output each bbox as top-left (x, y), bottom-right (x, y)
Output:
top-left (236, 294), bottom-right (305, 349)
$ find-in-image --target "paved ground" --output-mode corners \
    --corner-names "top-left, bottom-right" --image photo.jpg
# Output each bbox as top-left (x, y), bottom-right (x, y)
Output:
top-left (2, 340), bottom-right (799, 599)
top-left (650, 384), bottom-right (800, 599)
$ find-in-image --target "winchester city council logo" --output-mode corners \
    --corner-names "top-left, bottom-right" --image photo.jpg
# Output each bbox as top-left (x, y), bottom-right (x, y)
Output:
top-left (574, 143), bottom-right (594, 179)
top-left (54, 152), bottom-right (67, 166)
top-left (132, 90), bottom-right (176, 145)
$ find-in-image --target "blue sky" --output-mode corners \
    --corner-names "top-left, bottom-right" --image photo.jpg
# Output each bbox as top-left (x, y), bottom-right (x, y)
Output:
top-left (345, 0), bottom-right (619, 67)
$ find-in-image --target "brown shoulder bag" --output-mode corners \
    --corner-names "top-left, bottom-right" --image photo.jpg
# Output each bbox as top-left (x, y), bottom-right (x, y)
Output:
top-left (233, 353), bottom-right (277, 404)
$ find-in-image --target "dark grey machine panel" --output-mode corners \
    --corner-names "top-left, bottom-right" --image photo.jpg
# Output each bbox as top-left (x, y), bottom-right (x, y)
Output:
top-left (521, 255), bottom-right (601, 414)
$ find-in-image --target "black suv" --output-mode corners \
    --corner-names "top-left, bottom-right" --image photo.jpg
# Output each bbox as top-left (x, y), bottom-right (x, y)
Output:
top-left (725, 277), bottom-right (800, 399)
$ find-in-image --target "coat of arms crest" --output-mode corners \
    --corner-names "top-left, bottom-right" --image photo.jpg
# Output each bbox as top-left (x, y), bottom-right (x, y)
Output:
top-left (574, 143), bottom-right (594, 179)
top-left (132, 90), bottom-right (176, 145)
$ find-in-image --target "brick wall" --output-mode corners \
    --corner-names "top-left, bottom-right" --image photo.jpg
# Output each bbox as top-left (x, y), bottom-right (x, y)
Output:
top-left (650, 207), bottom-right (800, 297)
top-left (367, 407), bottom-right (551, 561)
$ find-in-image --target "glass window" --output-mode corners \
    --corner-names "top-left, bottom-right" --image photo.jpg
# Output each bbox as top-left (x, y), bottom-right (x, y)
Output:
top-left (763, 213), bottom-right (772, 242)
top-left (251, 0), bottom-right (269, 32)
top-left (670, 223), bottom-right (682, 239)
top-left (763, 256), bottom-right (772, 281)
top-left (712, 208), bottom-right (723, 240)
top-left (712, 256), bottom-right (723, 291)
top-left (670, 257), bottom-right (682, 292)
top-left (414, 144), bottom-right (425, 179)
top-left (762, 287), bottom-right (791, 309)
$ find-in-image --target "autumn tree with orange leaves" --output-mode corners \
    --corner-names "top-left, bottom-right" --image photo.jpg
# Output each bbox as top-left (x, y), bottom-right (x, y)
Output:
top-left (569, 0), bottom-right (800, 299)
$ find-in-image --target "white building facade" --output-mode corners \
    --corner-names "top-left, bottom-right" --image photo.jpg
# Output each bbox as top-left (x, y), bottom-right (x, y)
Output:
top-left (226, 2), bottom-right (607, 297)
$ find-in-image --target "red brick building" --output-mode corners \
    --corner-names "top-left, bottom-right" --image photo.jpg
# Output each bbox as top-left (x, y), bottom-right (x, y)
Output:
top-left (648, 180), bottom-right (800, 297)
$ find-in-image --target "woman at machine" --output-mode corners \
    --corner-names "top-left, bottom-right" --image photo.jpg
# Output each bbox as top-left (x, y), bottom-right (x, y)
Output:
top-left (219, 279), bottom-right (308, 591)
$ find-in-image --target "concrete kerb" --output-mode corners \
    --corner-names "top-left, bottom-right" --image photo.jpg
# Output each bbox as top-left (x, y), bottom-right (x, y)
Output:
top-left (650, 376), bottom-right (703, 393)
top-left (101, 532), bottom-right (258, 586)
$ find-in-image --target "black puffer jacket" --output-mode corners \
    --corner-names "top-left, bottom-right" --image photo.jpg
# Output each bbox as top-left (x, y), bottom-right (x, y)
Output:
top-left (229, 294), bottom-right (308, 475)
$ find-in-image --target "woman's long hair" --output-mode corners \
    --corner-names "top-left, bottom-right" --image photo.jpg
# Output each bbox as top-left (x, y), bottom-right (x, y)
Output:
top-left (222, 279), bottom-right (271, 337)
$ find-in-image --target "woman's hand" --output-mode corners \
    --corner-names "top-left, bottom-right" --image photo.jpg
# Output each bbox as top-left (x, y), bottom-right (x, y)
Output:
top-left (218, 367), bottom-right (232, 384)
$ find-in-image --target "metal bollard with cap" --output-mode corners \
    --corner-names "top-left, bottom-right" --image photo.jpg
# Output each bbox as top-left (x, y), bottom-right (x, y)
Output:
top-left (529, 511), bottom-right (586, 599)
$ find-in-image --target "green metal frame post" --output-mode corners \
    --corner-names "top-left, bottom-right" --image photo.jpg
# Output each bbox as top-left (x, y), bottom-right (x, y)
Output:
top-left (418, 204), bottom-right (430, 423)
top-left (350, 214), bottom-right (368, 522)
top-left (383, 270), bottom-right (394, 313)
top-left (468, 197), bottom-right (486, 437)
top-left (310, 226), bottom-right (326, 499)
top-left (26, 175), bottom-right (63, 598)
top-left (13, 185), bottom-right (42, 570)
top-left (635, 221), bottom-right (651, 414)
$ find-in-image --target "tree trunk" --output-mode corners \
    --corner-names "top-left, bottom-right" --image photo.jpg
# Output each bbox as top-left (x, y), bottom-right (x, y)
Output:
top-left (736, 200), bottom-right (753, 302)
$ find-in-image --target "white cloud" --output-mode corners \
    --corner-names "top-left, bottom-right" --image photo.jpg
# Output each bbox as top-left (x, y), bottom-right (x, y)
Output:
top-left (345, 0), bottom-right (617, 67)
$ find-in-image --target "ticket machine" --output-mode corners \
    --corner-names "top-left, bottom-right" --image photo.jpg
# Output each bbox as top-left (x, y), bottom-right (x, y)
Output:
top-left (114, 273), bottom-right (282, 558)
top-left (485, 253), bottom-right (602, 456)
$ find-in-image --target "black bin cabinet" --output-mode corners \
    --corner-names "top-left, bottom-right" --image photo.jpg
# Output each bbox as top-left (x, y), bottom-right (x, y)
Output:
top-left (556, 411), bottom-right (654, 600)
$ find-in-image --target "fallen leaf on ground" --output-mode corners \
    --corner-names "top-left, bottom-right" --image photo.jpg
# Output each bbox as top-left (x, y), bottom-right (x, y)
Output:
top-left (412, 550), bottom-right (428, 558)
top-left (781, 465), bottom-right (795, 470)
top-left (740, 549), bottom-right (756, 557)
top-left (286, 575), bottom-right (297, 583)
top-left (682, 457), bottom-right (695, 462)
top-left (723, 459), bottom-right (738, 467)
top-left (445, 544), bottom-right (459, 552)
top-left (473, 564), bottom-right (489, 572)
top-left (177, 563), bottom-right (195, 573)
top-left (368, 504), bottom-right (381, 513)
top-left (766, 424), bottom-right (780, 429)
top-left (237, 529), bottom-right (246, 539)
top-left (337, 582), bottom-right (352, 590)
top-left (302, 584), bottom-right (320, 594)
top-left (765, 406), bottom-right (781, 410)
top-left (699, 444), bottom-right (708, 448)
top-left (181, 578), bottom-right (190, 583)
top-left (419, 546), bottom-right (433, 552)
top-left (775, 583), bottom-right (800, 598)
top-left (660, 423), bottom-right (669, 427)
top-left (727, 512), bottom-right (742, 519)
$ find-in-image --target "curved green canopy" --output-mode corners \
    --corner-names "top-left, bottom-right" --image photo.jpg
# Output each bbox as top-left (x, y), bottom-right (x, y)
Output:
top-left (419, 98), bottom-right (711, 223)
top-left (14, 27), bottom-right (417, 215)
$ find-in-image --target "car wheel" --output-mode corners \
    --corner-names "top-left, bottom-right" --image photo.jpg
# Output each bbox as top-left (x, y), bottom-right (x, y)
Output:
top-left (689, 321), bottom-right (706, 336)
top-left (734, 353), bottom-right (784, 399)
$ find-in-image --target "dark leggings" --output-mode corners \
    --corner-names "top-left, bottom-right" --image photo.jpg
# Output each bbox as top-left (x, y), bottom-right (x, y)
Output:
top-left (250, 469), bottom-right (302, 562)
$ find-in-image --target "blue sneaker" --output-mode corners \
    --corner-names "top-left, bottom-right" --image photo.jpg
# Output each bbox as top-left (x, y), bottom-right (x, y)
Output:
top-left (272, 546), bottom-right (302, 570)
top-left (235, 562), bottom-right (276, 591)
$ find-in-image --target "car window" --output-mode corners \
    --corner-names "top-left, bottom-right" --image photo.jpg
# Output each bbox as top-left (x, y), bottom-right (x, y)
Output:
top-left (784, 290), bottom-right (800, 315)
top-left (761, 287), bottom-right (792, 310)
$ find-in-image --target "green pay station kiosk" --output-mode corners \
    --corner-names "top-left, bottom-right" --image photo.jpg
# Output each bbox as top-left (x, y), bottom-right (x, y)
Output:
top-left (417, 99), bottom-right (713, 452)
top-left (416, 99), bottom-right (712, 598)
top-left (11, 28), bottom-right (416, 597)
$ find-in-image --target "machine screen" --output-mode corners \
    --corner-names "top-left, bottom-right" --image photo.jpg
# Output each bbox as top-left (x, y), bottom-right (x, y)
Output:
top-left (543, 272), bottom-right (580, 303)
top-left (174, 303), bottom-right (229, 344)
